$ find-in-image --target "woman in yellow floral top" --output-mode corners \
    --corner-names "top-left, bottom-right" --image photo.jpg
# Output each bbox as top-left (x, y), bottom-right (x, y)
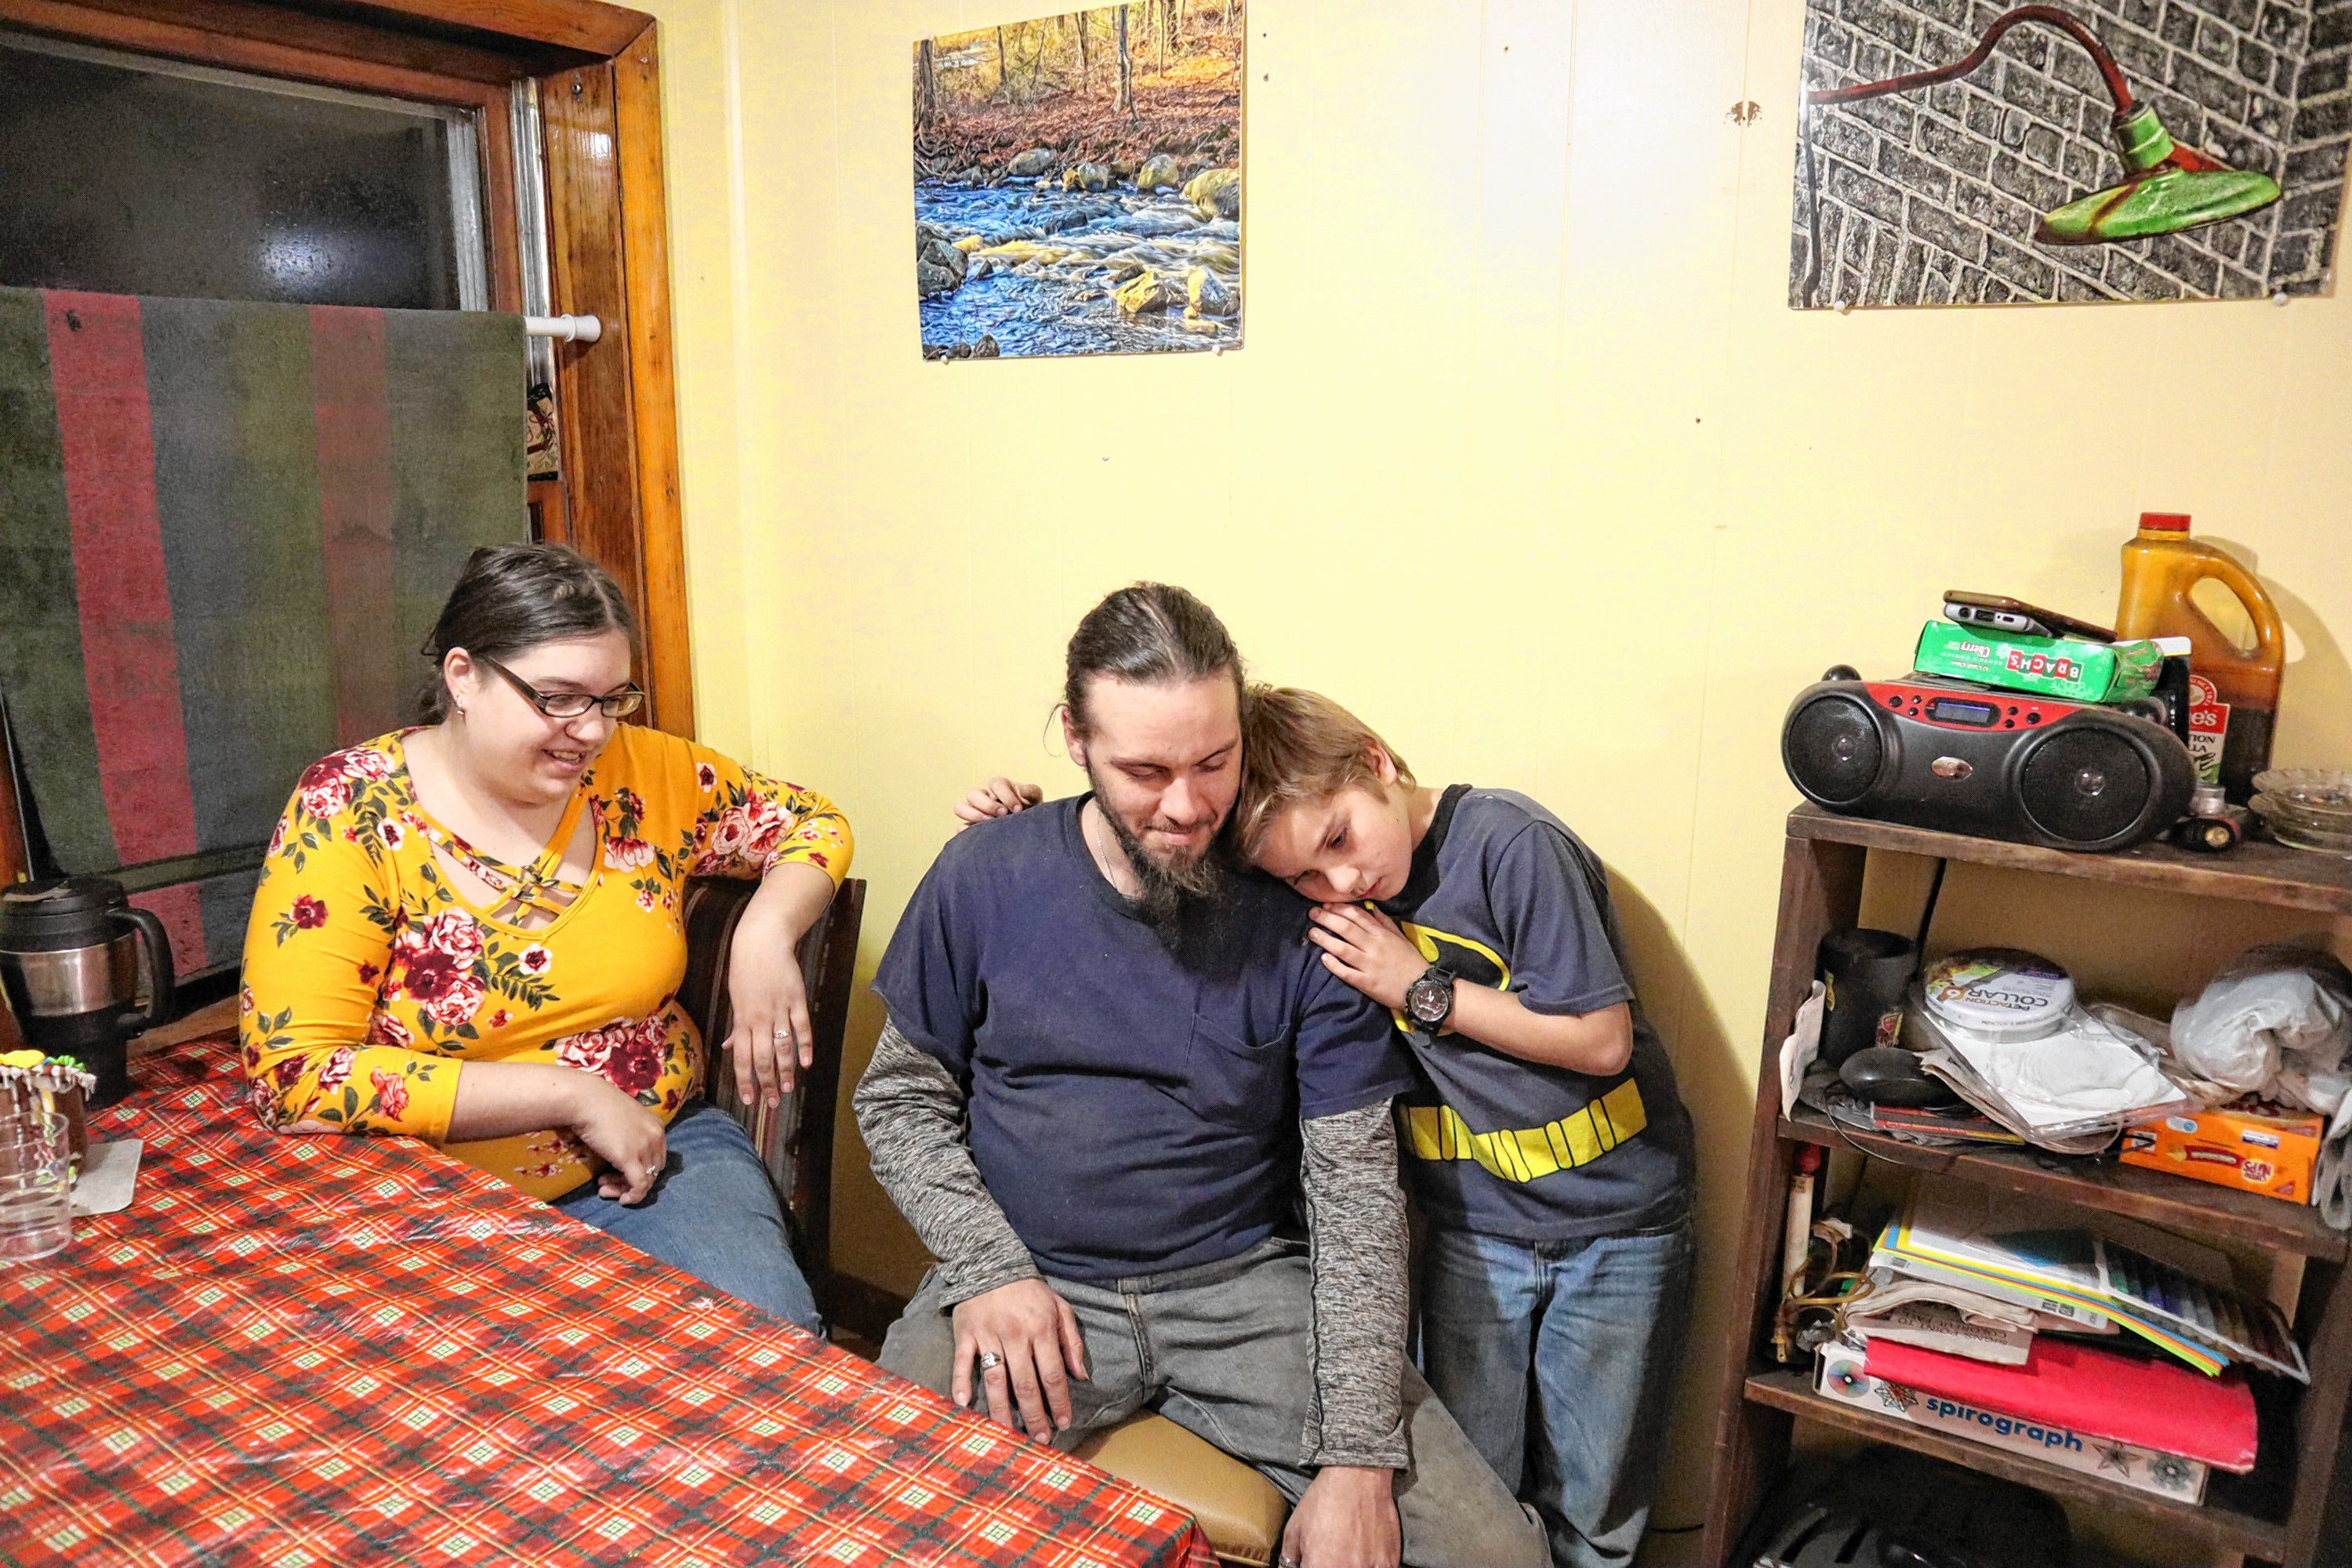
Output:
top-left (241, 544), bottom-right (850, 1333)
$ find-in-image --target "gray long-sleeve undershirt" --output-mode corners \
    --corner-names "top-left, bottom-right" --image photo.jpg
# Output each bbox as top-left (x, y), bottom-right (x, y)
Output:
top-left (1297, 1091), bottom-right (1410, 1468)
top-left (854, 1021), bottom-right (1040, 1305)
top-left (852, 1018), bottom-right (1409, 1468)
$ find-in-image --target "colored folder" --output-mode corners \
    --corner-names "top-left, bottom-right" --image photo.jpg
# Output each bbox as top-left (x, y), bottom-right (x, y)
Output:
top-left (1864, 1336), bottom-right (2258, 1472)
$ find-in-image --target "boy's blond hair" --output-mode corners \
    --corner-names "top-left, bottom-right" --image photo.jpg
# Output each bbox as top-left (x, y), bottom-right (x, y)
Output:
top-left (1234, 685), bottom-right (1415, 856)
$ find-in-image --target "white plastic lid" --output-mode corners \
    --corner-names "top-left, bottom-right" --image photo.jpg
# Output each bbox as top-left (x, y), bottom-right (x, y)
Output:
top-left (1921, 949), bottom-right (2074, 1040)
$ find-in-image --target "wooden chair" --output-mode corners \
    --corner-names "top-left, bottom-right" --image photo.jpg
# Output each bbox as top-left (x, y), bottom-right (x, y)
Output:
top-left (1070, 1416), bottom-right (1290, 1567)
top-left (673, 871), bottom-right (1286, 1565)
top-left (674, 874), bottom-right (864, 1312)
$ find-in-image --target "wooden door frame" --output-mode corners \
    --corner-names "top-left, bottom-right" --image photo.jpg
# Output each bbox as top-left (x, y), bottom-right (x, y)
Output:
top-left (536, 27), bottom-right (693, 739)
top-left (0, 0), bottom-right (693, 885)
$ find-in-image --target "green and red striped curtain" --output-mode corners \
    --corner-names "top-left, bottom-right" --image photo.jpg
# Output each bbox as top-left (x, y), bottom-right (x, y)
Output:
top-left (0, 286), bottom-right (527, 975)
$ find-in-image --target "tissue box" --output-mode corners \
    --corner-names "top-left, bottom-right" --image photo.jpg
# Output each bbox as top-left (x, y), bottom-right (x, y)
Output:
top-left (1913, 620), bottom-right (2164, 703)
top-left (2121, 1100), bottom-right (2321, 1203)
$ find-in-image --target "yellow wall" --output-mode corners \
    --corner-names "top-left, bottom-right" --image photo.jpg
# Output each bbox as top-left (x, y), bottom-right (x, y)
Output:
top-left (642, 0), bottom-right (2352, 1548)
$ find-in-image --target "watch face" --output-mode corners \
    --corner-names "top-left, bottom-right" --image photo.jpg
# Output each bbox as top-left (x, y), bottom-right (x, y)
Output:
top-left (1407, 975), bottom-right (1450, 1025)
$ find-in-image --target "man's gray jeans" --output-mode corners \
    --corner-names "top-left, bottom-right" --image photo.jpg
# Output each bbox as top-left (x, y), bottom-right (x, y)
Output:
top-left (879, 1237), bottom-right (1548, 1568)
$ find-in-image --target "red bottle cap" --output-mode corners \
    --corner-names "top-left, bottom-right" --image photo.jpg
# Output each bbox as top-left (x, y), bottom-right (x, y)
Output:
top-left (2139, 511), bottom-right (2191, 532)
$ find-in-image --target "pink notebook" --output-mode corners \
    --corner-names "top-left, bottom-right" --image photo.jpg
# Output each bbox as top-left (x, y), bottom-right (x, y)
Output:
top-left (1864, 1335), bottom-right (2258, 1472)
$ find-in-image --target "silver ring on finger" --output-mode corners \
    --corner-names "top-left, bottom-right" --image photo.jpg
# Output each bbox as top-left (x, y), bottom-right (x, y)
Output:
top-left (772, 1023), bottom-right (794, 1043)
top-left (978, 1351), bottom-right (1004, 1371)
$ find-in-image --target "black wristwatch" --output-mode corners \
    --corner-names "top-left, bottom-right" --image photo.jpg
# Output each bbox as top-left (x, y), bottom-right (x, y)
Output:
top-left (1404, 964), bottom-right (1457, 1032)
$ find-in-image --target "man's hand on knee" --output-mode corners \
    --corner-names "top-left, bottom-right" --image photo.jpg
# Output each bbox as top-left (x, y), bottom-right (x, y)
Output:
top-left (1280, 1465), bottom-right (1399, 1568)
top-left (949, 1279), bottom-right (1090, 1442)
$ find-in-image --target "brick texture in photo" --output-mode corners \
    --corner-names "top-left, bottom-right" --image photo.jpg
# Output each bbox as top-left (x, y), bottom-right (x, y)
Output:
top-left (1790, 1), bottom-right (2352, 306)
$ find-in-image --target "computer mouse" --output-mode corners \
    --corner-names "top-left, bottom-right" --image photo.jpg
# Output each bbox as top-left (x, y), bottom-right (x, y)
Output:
top-left (1838, 1047), bottom-right (1958, 1108)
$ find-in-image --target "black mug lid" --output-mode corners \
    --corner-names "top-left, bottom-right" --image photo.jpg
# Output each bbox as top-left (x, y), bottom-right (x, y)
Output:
top-left (0, 877), bottom-right (132, 946)
top-left (2, 876), bottom-right (130, 917)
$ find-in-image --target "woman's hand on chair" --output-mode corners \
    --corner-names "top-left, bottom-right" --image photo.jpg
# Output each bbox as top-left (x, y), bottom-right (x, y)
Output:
top-left (724, 880), bottom-right (819, 1108)
top-left (567, 1077), bottom-right (668, 1204)
top-left (953, 778), bottom-right (1042, 831)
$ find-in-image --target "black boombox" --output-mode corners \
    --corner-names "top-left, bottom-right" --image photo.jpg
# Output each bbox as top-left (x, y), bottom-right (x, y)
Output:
top-left (1782, 667), bottom-right (2196, 852)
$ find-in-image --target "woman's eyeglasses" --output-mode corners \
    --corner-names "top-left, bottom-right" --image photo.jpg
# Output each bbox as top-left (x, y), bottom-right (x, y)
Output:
top-left (476, 654), bottom-right (646, 720)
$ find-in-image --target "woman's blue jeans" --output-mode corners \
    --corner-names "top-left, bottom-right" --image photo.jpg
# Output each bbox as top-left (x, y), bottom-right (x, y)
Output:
top-left (1417, 1217), bottom-right (1694, 1568)
top-left (553, 1100), bottom-right (822, 1336)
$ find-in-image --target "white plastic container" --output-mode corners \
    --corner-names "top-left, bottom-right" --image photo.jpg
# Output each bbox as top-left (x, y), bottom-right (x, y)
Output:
top-left (1923, 949), bottom-right (2075, 1041)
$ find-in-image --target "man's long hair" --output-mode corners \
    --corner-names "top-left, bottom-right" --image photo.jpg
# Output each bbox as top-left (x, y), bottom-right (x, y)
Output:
top-left (1063, 583), bottom-right (1245, 736)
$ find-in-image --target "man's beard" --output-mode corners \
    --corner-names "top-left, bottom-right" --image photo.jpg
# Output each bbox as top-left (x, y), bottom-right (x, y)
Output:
top-left (1091, 776), bottom-right (1235, 946)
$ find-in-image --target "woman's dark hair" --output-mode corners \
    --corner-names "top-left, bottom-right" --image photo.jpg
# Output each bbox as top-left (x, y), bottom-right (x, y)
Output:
top-left (418, 543), bottom-right (637, 721)
top-left (1062, 583), bottom-right (1244, 736)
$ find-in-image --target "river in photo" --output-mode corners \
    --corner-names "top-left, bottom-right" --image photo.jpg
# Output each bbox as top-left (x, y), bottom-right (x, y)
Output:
top-left (916, 178), bottom-right (1242, 358)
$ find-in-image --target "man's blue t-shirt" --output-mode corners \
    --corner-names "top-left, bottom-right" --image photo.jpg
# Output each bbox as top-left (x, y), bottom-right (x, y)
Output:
top-left (872, 794), bottom-right (1417, 1283)
top-left (1379, 786), bottom-right (1695, 1241)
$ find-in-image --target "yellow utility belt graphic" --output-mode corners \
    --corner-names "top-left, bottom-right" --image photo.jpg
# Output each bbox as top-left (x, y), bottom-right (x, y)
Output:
top-left (1400, 1080), bottom-right (1648, 1184)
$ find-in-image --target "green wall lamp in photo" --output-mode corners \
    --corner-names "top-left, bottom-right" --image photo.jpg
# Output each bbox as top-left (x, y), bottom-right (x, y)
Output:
top-left (1800, 4), bottom-right (2282, 304)
top-left (2034, 99), bottom-right (2281, 245)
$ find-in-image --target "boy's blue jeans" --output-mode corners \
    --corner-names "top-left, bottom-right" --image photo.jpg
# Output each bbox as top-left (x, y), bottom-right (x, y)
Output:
top-left (1417, 1217), bottom-right (1694, 1568)
top-left (553, 1101), bottom-right (823, 1336)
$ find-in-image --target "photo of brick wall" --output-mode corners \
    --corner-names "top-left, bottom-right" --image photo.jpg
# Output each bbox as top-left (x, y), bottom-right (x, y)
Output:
top-left (1790, 1), bottom-right (2352, 306)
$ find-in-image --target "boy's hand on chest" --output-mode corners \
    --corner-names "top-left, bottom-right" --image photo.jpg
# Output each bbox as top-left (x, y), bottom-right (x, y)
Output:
top-left (1306, 903), bottom-right (1425, 1012)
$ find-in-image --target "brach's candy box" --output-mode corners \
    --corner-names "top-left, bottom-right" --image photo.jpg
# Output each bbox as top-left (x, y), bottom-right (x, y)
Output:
top-left (2121, 1098), bottom-right (2323, 1203)
top-left (1913, 620), bottom-right (2165, 704)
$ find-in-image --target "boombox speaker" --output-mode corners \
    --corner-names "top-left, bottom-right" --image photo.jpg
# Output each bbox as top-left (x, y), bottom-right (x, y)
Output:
top-left (1783, 669), bottom-right (2196, 852)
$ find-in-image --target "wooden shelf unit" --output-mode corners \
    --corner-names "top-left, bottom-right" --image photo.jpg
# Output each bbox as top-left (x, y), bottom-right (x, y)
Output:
top-left (1697, 807), bottom-right (2352, 1568)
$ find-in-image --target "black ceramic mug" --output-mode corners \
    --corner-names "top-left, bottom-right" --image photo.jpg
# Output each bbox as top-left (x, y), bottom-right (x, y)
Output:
top-left (1816, 927), bottom-right (1916, 1067)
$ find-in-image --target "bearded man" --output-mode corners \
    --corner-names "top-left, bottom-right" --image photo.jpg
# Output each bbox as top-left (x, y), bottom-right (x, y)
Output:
top-left (854, 584), bottom-right (1544, 1568)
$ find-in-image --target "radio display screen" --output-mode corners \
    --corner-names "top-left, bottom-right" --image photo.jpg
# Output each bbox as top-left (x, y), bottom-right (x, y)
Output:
top-left (1926, 697), bottom-right (1998, 727)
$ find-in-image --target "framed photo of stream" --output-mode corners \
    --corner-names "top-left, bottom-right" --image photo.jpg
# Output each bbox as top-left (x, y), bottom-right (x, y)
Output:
top-left (913, 3), bottom-right (1244, 360)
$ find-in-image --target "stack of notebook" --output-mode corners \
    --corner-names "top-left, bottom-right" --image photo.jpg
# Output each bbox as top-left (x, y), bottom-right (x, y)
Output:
top-left (1870, 1184), bottom-right (2307, 1381)
top-left (1821, 1094), bottom-right (2028, 1149)
top-left (1817, 1183), bottom-right (2307, 1503)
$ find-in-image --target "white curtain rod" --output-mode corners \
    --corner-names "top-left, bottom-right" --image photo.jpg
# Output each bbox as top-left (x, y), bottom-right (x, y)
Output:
top-left (523, 314), bottom-right (602, 343)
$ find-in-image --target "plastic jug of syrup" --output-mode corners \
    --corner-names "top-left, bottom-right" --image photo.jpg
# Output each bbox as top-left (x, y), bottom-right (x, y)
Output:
top-left (2114, 512), bottom-right (2283, 802)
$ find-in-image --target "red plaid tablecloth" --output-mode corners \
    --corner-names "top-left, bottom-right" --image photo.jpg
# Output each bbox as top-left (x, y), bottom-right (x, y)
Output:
top-left (0, 1038), bottom-right (1217, 1568)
